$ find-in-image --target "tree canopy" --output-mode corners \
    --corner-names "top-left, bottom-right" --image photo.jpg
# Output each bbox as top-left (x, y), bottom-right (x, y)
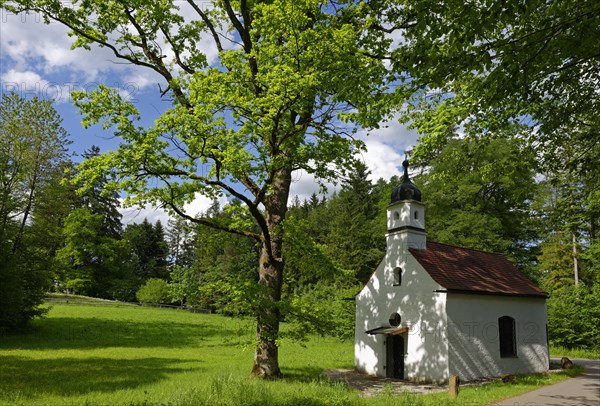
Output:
top-left (392, 0), bottom-right (599, 175)
top-left (414, 135), bottom-right (539, 273)
top-left (2, 0), bottom-right (400, 377)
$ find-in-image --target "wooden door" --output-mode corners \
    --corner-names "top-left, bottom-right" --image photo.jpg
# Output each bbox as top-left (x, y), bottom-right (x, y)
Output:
top-left (386, 335), bottom-right (404, 379)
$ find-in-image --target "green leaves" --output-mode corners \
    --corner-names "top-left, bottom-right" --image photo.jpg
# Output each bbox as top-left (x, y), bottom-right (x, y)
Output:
top-left (0, 92), bottom-right (70, 330)
top-left (394, 0), bottom-right (600, 179)
top-left (55, 208), bottom-right (128, 297)
top-left (136, 278), bottom-right (171, 305)
top-left (547, 285), bottom-right (600, 350)
top-left (72, 86), bottom-right (141, 132)
top-left (415, 135), bottom-right (538, 265)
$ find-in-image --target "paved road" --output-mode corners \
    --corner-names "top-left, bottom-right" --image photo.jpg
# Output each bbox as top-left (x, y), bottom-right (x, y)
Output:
top-left (491, 358), bottom-right (600, 406)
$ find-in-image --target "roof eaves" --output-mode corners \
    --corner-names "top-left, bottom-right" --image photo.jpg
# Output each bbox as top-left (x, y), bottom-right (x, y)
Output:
top-left (435, 289), bottom-right (549, 299)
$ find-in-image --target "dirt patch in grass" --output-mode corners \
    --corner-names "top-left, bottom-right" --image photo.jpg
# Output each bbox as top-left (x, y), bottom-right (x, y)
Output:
top-left (324, 365), bottom-right (579, 400)
top-left (323, 369), bottom-right (495, 397)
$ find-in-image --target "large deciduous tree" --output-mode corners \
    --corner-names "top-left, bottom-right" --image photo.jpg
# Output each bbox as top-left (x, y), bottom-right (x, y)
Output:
top-left (383, 0), bottom-right (599, 294)
top-left (4, 0), bottom-right (398, 376)
top-left (0, 92), bottom-right (70, 331)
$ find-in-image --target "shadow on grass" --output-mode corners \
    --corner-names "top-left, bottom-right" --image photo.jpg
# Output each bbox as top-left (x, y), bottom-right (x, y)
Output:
top-left (0, 317), bottom-right (248, 350)
top-left (0, 355), bottom-right (202, 400)
top-left (280, 366), bottom-right (332, 383)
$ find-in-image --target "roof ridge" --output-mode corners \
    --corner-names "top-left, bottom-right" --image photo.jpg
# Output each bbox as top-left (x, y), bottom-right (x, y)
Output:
top-left (425, 240), bottom-right (506, 256)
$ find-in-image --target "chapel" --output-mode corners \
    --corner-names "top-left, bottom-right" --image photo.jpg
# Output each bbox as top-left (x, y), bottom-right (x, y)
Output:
top-left (354, 161), bottom-right (549, 382)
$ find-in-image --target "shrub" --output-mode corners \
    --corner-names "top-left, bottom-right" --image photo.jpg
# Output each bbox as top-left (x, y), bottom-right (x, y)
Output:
top-left (547, 284), bottom-right (600, 351)
top-left (0, 247), bottom-right (49, 332)
top-left (284, 281), bottom-right (358, 340)
top-left (136, 278), bottom-right (171, 305)
top-left (0, 252), bottom-right (24, 332)
top-left (109, 277), bottom-right (139, 302)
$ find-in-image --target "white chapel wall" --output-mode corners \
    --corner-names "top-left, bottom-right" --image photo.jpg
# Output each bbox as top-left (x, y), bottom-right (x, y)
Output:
top-left (355, 232), bottom-right (448, 382)
top-left (446, 294), bottom-right (549, 381)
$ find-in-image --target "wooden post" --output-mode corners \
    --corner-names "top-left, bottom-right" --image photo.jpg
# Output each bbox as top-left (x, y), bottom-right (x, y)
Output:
top-left (448, 375), bottom-right (459, 399)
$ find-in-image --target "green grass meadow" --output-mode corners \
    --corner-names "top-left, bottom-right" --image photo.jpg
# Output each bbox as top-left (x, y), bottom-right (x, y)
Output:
top-left (0, 300), bottom-right (583, 405)
top-left (550, 346), bottom-right (600, 360)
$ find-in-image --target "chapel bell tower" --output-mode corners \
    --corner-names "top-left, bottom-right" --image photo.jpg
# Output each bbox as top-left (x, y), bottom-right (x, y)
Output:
top-left (387, 160), bottom-right (426, 250)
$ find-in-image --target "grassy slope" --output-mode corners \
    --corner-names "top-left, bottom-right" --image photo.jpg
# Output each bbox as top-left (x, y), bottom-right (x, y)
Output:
top-left (0, 300), bottom-right (584, 405)
top-left (550, 346), bottom-right (600, 360)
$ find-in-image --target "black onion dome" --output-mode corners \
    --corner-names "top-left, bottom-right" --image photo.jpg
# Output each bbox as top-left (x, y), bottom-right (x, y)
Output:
top-left (391, 160), bottom-right (422, 203)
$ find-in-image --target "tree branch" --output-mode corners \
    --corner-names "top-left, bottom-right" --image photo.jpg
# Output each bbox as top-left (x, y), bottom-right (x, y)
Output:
top-left (160, 179), bottom-right (260, 241)
top-left (139, 164), bottom-right (274, 257)
top-left (222, 0), bottom-right (250, 51)
top-left (185, 0), bottom-right (224, 53)
top-left (222, 0), bottom-right (260, 93)
top-left (159, 25), bottom-right (195, 74)
top-left (22, 5), bottom-right (192, 109)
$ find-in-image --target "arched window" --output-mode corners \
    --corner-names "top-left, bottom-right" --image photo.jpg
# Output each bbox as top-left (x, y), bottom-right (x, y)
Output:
top-left (394, 211), bottom-right (400, 220)
top-left (393, 267), bottom-right (402, 286)
top-left (414, 210), bottom-right (419, 220)
top-left (498, 316), bottom-right (517, 357)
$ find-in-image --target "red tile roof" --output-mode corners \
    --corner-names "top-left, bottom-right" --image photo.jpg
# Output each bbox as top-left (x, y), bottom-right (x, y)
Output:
top-left (409, 242), bottom-right (548, 298)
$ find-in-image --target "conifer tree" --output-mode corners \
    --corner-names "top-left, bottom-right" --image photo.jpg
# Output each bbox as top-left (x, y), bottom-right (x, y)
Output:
top-left (326, 161), bottom-right (384, 283)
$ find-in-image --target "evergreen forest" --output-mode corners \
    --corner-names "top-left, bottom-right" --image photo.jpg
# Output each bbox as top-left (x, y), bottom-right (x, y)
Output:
top-left (1, 93), bottom-right (598, 353)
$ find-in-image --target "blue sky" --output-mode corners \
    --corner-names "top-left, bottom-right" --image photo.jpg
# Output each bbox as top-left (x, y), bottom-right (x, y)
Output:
top-left (0, 5), bottom-right (420, 225)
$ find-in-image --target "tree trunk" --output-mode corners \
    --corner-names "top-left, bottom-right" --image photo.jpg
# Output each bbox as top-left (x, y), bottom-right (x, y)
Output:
top-left (251, 242), bottom-right (284, 378)
top-left (250, 168), bottom-right (291, 378)
top-left (13, 169), bottom-right (39, 254)
top-left (572, 232), bottom-right (579, 286)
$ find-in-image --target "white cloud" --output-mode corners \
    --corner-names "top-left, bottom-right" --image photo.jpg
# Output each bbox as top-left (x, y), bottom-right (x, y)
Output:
top-left (0, 5), bottom-right (228, 91)
top-left (359, 117), bottom-right (421, 151)
top-left (289, 170), bottom-right (338, 203)
top-left (359, 140), bottom-right (404, 181)
top-left (1, 10), bottom-right (107, 77)
top-left (287, 119), bottom-right (419, 203)
top-left (358, 119), bottom-right (420, 178)
top-left (0, 9), bottom-right (170, 100)
top-left (1, 69), bottom-right (83, 104)
top-left (119, 193), bottom-right (228, 228)
top-left (357, 118), bottom-right (421, 180)
top-left (183, 193), bottom-right (228, 218)
top-left (119, 203), bottom-right (171, 227)
top-left (121, 72), bottom-right (158, 95)
top-left (1, 69), bottom-right (48, 88)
